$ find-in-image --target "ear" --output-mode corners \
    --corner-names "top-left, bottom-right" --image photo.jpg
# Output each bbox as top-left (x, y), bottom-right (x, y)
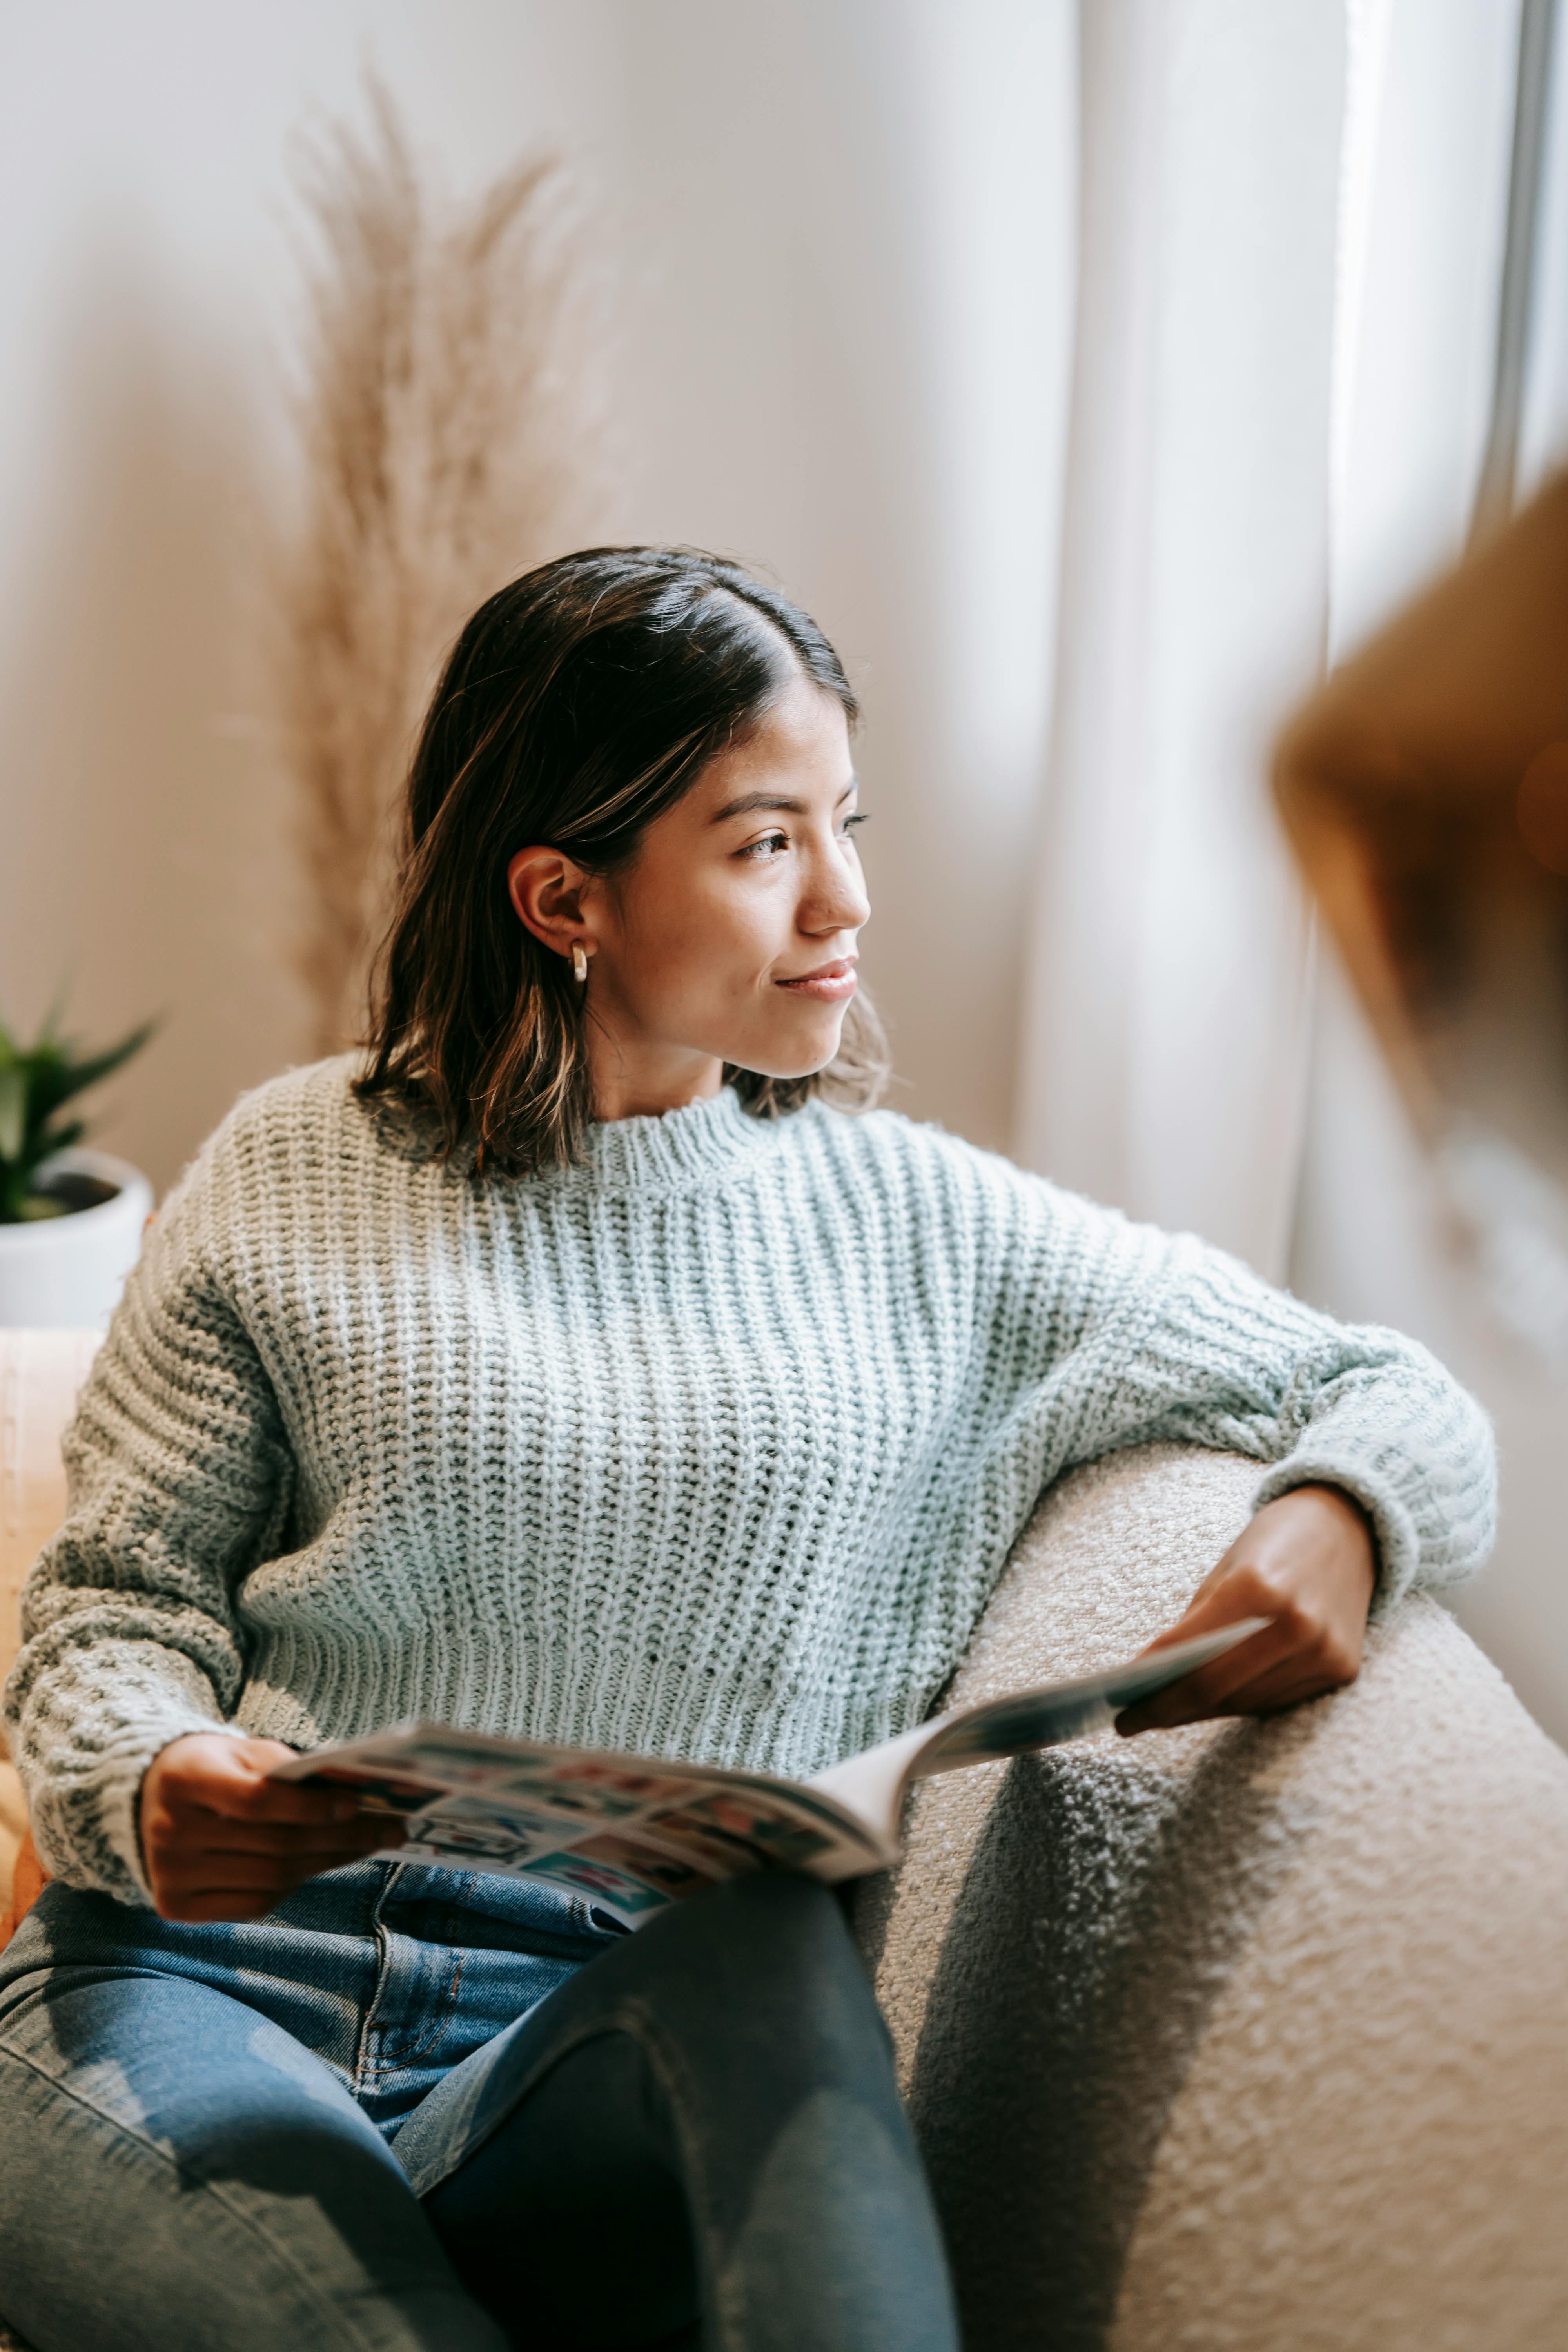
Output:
top-left (507, 847), bottom-right (596, 967)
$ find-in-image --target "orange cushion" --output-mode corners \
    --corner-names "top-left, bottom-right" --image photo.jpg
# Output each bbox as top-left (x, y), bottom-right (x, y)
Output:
top-left (0, 1832), bottom-right (47, 1948)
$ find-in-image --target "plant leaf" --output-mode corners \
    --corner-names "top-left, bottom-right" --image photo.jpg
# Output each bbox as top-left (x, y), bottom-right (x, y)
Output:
top-left (40, 1116), bottom-right (85, 1160)
top-left (17, 1194), bottom-right (68, 1222)
top-left (36, 1019), bottom-right (158, 1119)
top-left (0, 1066), bottom-right (23, 1162)
top-left (18, 1040), bottom-right (71, 1120)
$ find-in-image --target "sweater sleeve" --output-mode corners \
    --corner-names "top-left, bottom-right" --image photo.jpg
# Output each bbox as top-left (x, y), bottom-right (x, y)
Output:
top-left (2, 1166), bottom-right (296, 1907)
top-left (969, 1158), bottom-right (1496, 1611)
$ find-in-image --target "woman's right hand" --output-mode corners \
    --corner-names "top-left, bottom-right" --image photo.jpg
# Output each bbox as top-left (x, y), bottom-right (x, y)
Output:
top-left (138, 1733), bottom-right (401, 1922)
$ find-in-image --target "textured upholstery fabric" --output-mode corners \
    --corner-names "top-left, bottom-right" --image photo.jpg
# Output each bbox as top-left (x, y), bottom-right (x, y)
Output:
top-left (0, 1777), bottom-right (24, 1940)
top-left (0, 1335), bottom-right (96, 2349)
top-left (856, 1441), bottom-right (1568, 2350)
top-left (0, 1331), bottom-right (100, 1923)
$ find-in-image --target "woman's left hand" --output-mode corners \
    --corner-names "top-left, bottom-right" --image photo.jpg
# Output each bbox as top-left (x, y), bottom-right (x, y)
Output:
top-left (1114, 1483), bottom-right (1377, 1737)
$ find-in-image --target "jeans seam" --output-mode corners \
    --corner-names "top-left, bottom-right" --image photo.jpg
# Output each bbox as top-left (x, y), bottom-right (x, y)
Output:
top-left (604, 2001), bottom-right (742, 2352)
top-left (426, 1998), bottom-right (739, 2349)
top-left (354, 1869), bottom-right (399, 2098)
top-left (0, 2044), bottom-right (399, 2352)
top-left (358, 1870), bottom-right (467, 2090)
top-left (365, 1955), bottom-right (467, 2086)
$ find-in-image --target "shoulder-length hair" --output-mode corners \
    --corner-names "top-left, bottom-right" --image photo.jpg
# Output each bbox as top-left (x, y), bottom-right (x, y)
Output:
top-left (355, 546), bottom-right (889, 1174)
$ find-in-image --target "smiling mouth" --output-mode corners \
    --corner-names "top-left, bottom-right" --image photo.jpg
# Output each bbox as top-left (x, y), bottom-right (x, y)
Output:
top-left (775, 958), bottom-right (858, 1002)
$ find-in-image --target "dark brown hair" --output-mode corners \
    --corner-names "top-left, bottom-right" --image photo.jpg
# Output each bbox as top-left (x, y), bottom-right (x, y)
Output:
top-left (356, 546), bottom-right (889, 1172)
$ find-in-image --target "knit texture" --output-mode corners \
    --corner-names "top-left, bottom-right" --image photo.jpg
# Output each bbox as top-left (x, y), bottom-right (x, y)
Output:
top-left (4, 1061), bottom-right (1495, 1906)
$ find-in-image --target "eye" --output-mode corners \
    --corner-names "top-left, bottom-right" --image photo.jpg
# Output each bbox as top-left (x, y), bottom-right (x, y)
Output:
top-left (840, 811), bottom-right (867, 839)
top-left (740, 831), bottom-right (789, 862)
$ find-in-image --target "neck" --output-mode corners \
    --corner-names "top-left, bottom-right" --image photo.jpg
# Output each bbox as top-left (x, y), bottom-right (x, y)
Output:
top-left (585, 1025), bottom-right (725, 1124)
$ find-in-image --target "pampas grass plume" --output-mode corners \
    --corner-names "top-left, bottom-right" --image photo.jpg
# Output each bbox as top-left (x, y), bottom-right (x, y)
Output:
top-left (281, 79), bottom-right (606, 1054)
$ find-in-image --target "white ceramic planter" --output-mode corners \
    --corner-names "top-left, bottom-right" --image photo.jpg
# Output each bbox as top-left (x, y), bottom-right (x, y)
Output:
top-left (0, 1150), bottom-right (154, 1329)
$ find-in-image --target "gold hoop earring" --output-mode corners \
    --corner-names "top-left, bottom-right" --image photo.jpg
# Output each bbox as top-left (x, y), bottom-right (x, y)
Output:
top-left (572, 942), bottom-right (589, 984)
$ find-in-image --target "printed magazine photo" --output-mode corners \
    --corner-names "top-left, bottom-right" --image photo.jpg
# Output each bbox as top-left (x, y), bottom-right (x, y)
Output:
top-left (272, 1620), bottom-right (1265, 1927)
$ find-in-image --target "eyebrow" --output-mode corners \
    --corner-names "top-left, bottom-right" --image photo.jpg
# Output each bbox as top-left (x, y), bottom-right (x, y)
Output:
top-left (709, 779), bottom-right (859, 824)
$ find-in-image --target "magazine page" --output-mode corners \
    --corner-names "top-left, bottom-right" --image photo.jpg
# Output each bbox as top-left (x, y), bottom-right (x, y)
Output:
top-left (272, 1724), bottom-right (886, 1929)
top-left (273, 1620), bottom-right (1266, 1926)
top-left (806, 1617), bottom-right (1270, 1850)
top-left (913, 1616), bottom-right (1270, 1773)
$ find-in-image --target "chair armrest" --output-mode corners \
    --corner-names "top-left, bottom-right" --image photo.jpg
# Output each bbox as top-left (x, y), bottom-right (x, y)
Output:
top-left (0, 1328), bottom-right (103, 1715)
top-left (860, 1442), bottom-right (1568, 2349)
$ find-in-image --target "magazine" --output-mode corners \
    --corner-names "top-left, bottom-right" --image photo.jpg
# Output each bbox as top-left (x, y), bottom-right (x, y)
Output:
top-left (270, 1619), bottom-right (1265, 1929)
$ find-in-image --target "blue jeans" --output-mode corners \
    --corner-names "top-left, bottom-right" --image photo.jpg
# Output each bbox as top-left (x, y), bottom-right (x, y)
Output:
top-left (0, 1860), bottom-right (957, 2351)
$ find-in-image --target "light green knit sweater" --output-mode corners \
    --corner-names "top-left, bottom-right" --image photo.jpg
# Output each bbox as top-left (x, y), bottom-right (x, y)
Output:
top-left (6, 1061), bottom-right (1495, 1907)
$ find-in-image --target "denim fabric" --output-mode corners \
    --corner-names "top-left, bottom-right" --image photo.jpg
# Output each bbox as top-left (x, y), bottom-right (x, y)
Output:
top-left (0, 1864), bottom-right (958, 2352)
top-left (0, 1859), bottom-right (617, 2143)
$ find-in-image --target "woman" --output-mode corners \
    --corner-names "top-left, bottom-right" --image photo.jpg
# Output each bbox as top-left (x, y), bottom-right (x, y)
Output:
top-left (0, 550), bottom-right (1493, 2351)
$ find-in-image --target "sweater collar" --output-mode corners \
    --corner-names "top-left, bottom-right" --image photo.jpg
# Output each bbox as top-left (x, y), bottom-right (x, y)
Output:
top-left (556, 1083), bottom-right (781, 1195)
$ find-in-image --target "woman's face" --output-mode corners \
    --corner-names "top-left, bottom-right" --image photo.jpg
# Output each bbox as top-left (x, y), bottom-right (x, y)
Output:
top-left (588, 672), bottom-right (870, 1091)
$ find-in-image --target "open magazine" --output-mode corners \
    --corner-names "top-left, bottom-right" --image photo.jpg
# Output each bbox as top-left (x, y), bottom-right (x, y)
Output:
top-left (271, 1619), bottom-right (1265, 1929)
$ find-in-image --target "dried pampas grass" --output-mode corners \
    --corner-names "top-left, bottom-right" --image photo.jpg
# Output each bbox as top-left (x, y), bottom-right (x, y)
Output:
top-left (280, 80), bottom-right (609, 1054)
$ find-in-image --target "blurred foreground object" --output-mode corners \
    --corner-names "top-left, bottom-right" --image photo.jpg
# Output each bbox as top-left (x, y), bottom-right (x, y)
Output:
top-left (1275, 471), bottom-right (1568, 1367)
top-left (280, 80), bottom-right (609, 1053)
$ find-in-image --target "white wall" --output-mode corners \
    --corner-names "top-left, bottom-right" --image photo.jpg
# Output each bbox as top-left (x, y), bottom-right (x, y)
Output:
top-left (0, 0), bottom-right (1077, 1192)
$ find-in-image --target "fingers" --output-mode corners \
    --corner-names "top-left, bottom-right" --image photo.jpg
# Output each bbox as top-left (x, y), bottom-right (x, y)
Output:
top-left (156, 1883), bottom-right (323, 1925)
top-left (1118, 1622), bottom-right (1358, 1733)
top-left (1131, 1614), bottom-right (1299, 1725)
top-left (156, 1816), bottom-right (400, 1861)
top-left (1209, 1653), bottom-right (1345, 1715)
top-left (140, 1735), bottom-right (418, 1924)
top-left (143, 1734), bottom-right (362, 1828)
top-left (191, 1780), bottom-right (363, 1826)
top-left (147, 1824), bottom-right (403, 1921)
top-left (1120, 1593), bottom-right (1292, 1735)
top-left (155, 1847), bottom-right (367, 1896)
top-left (1133, 1575), bottom-right (1255, 1652)
top-left (158, 1895), bottom-right (277, 1924)
top-left (1118, 1516), bottom-right (1370, 1737)
top-left (173, 1772), bottom-right (362, 1828)
top-left (1118, 1644), bottom-right (1341, 1735)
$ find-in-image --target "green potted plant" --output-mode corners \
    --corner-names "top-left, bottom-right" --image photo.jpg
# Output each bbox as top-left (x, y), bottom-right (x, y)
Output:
top-left (0, 1010), bottom-right (156, 1328)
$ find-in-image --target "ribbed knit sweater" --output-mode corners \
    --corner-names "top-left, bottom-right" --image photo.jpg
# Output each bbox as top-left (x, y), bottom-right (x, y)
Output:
top-left (5, 1061), bottom-right (1495, 1907)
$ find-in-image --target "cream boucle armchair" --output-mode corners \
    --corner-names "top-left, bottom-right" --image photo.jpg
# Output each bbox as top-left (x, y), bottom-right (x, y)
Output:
top-left (2, 1331), bottom-right (1566, 2350)
top-left (0, 1333), bottom-right (102, 1928)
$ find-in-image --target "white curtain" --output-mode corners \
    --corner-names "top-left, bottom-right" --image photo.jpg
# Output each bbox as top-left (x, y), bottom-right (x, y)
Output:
top-left (1009, 0), bottom-right (1568, 1734)
top-left (1291, 0), bottom-right (1568, 1742)
top-left (1014, 0), bottom-right (1533, 1290)
top-left (1015, 0), bottom-right (1342, 1279)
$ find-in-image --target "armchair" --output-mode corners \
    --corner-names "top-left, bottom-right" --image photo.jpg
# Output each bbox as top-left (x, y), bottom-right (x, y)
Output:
top-left (3, 1334), bottom-right (1565, 2348)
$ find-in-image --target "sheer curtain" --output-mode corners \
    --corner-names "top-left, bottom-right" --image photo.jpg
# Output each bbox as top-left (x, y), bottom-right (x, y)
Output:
top-left (1292, 0), bottom-right (1568, 1741)
top-left (1014, 0), bottom-right (1343, 1279)
top-left (1014, 0), bottom-right (1531, 1284)
top-left (1013, 0), bottom-right (1568, 1734)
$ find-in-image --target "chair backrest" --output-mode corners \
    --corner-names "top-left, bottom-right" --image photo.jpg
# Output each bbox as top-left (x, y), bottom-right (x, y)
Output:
top-left (0, 1330), bottom-right (102, 1699)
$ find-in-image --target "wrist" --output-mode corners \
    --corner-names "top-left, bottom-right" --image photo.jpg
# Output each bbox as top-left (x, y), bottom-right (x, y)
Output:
top-left (1289, 1478), bottom-right (1376, 1543)
top-left (1265, 1482), bottom-right (1379, 1600)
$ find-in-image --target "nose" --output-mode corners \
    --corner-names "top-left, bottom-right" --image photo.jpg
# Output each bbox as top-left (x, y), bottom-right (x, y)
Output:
top-left (803, 837), bottom-right (871, 938)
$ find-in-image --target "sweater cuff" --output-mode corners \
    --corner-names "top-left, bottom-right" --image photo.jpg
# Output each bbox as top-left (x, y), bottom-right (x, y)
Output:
top-left (1250, 1455), bottom-right (1419, 1617)
top-left (33, 1717), bottom-right (252, 1910)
